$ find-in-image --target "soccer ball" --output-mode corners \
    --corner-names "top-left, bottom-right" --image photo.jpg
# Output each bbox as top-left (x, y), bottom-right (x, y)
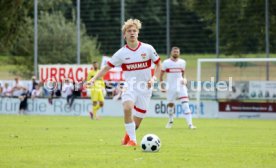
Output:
top-left (140, 134), bottom-right (161, 152)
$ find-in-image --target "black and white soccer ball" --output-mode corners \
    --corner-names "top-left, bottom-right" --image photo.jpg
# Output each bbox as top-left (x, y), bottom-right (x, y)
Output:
top-left (141, 134), bottom-right (161, 152)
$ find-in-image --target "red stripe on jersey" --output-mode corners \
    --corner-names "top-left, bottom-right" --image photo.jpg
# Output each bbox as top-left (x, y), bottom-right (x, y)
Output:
top-left (121, 59), bottom-right (152, 71)
top-left (165, 68), bottom-right (184, 73)
top-left (154, 57), bottom-right (160, 64)
top-left (126, 42), bottom-right (141, 51)
top-left (134, 106), bottom-right (147, 113)
top-left (107, 61), bottom-right (115, 68)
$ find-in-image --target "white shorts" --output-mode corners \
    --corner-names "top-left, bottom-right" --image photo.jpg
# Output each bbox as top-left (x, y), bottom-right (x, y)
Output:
top-left (122, 88), bottom-right (152, 118)
top-left (167, 85), bottom-right (189, 103)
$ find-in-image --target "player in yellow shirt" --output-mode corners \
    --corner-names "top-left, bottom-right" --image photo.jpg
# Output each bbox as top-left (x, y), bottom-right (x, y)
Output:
top-left (87, 61), bottom-right (105, 119)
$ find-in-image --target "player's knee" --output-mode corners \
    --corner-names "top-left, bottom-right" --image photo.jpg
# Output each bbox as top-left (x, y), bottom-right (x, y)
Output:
top-left (99, 102), bottom-right (104, 107)
top-left (123, 105), bottom-right (132, 112)
top-left (123, 101), bottom-right (133, 112)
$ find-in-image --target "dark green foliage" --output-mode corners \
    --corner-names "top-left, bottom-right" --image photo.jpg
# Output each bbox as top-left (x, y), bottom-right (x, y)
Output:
top-left (0, 0), bottom-right (33, 53)
top-left (186, 0), bottom-right (276, 54)
top-left (0, 0), bottom-right (100, 78)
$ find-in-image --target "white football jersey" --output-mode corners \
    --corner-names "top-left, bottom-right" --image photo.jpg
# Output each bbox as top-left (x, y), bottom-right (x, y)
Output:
top-left (162, 58), bottom-right (186, 90)
top-left (107, 42), bottom-right (160, 90)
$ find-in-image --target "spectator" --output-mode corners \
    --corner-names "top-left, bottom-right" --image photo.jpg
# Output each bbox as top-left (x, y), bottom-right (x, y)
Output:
top-left (62, 78), bottom-right (74, 107)
top-left (73, 81), bottom-right (81, 97)
top-left (31, 83), bottom-right (42, 99)
top-left (55, 82), bottom-right (62, 97)
top-left (19, 87), bottom-right (29, 115)
top-left (12, 77), bottom-right (23, 97)
top-left (29, 76), bottom-right (38, 96)
top-left (2, 82), bottom-right (12, 97)
top-left (37, 82), bottom-right (45, 97)
top-left (47, 80), bottom-right (61, 105)
top-left (31, 76), bottom-right (38, 90)
top-left (66, 81), bottom-right (82, 108)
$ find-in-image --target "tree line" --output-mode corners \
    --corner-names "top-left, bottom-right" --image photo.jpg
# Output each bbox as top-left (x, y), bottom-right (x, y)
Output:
top-left (0, 0), bottom-right (275, 77)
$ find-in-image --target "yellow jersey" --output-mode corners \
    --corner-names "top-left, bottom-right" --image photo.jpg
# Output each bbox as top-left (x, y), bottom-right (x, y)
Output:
top-left (87, 69), bottom-right (105, 90)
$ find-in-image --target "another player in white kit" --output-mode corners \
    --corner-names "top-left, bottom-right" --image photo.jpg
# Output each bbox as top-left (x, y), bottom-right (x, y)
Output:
top-left (89, 19), bottom-right (161, 146)
top-left (160, 47), bottom-right (196, 129)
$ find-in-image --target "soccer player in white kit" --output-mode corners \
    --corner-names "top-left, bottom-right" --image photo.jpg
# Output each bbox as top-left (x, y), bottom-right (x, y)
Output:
top-left (160, 47), bottom-right (196, 129)
top-left (89, 19), bottom-right (161, 146)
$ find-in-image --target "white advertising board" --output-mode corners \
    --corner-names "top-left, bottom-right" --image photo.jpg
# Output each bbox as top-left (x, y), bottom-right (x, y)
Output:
top-left (249, 81), bottom-right (276, 100)
top-left (0, 98), bottom-right (217, 118)
top-left (1, 98), bottom-right (275, 119)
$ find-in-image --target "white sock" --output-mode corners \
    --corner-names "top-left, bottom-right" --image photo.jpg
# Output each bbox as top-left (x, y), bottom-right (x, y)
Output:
top-left (125, 122), bottom-right (136, 142)
top-left (185, 113), bottom-right (193, 126)
top-left (182, 102), bottom-right (193, 126)
top-left (167, 106), bottom-right (174, 123)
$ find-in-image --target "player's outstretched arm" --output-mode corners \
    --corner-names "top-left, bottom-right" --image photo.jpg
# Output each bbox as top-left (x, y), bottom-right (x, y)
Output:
top-left (89, 65), bottom-right (112, 85)
top-left (148, 61), bottom-right (161, 89)
top-left (154, 60), bottom-right (162, 81)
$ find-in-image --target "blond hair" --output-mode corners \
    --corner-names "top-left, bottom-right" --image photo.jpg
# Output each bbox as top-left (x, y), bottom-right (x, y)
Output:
top-left (121, 19), bottom-right (142, 33)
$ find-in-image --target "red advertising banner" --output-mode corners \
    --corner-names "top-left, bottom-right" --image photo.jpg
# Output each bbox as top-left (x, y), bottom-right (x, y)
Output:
top-left (219, 102), bottom-right (276, 113)
top-left (39, 64), bottom-right (126, 82)
top-left (39, 64), bottom-right (93, 82)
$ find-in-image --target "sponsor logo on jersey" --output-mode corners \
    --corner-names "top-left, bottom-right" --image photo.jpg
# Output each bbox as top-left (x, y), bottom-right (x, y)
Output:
top-left (141, 53), bottom-right (147, 59)
top-left (121, 59), bottom-right (151, 71)
top-left (126, 62), bottom-right (148, 70)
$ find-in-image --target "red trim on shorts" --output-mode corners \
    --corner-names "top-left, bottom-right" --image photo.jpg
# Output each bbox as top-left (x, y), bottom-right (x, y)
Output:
top-left (153, 57), bottom-right (160, 64)
top-left (126, 41), bottom-right (141, 51)
top-left (134, 106), bottom-right (147, 113)
top-left (178, 96), bottom-right (189, 100)
top-left (121, 59), bottom-right (151, 71)
top-left (107, 61), bottom-right (115, 68)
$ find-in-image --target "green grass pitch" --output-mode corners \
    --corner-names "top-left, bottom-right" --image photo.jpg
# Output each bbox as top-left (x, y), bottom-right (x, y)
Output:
top-left (0, 115), bottom-right (275, 168)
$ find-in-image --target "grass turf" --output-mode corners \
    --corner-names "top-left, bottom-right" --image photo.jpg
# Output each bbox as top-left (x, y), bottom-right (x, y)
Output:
top-left (0, 115), bottom-right (275, 168)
